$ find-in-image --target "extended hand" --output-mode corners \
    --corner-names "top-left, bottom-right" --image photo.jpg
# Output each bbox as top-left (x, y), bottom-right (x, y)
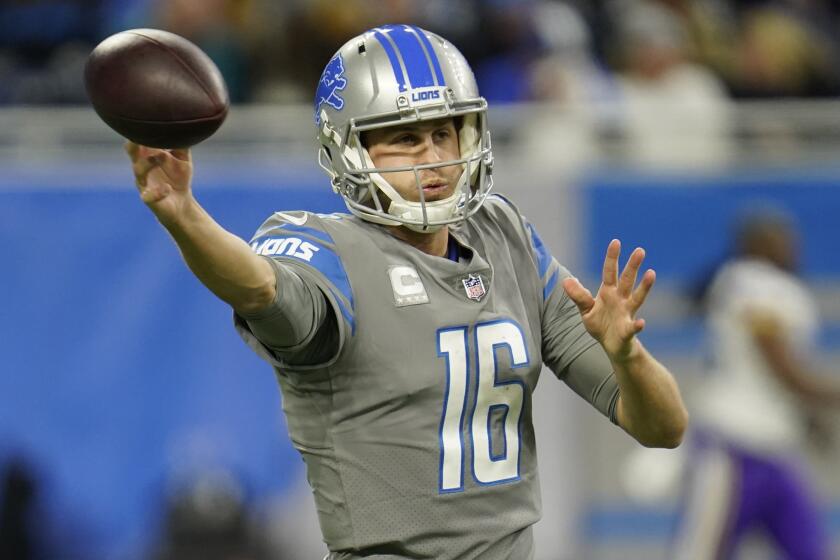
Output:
top-left (125, 142), bottom-right (193, 225)
top-left (563, 239), bottom-right (655, 362)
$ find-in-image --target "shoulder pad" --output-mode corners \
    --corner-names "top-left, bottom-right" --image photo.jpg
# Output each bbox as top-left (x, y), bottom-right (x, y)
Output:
top-left (249, 211), bottom-right (355, 334)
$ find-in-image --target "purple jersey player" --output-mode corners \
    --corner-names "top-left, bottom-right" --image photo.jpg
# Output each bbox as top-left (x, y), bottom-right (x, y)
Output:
top-left (675, 207), bottom-right (840, 560)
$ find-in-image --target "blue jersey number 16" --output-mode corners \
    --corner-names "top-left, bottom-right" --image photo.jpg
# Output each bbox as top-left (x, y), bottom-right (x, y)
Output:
top-left (437, 319), bottom-right (528, 493)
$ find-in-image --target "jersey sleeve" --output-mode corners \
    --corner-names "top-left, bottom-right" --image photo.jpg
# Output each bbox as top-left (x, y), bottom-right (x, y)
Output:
top-left (539, 265), bottom-right (620, 423)
top-left (233, 211), bottom-right (355, 370)
top-left (485, 195), bottom-right (620, 421)
top-left (523, 199), bottom-right (621, 421)
top-left (234, 258), bottom-right (338, 364)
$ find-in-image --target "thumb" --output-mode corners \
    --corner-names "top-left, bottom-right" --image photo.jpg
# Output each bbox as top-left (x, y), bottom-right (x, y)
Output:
top-left (563, 277), bottom-right (595, 314)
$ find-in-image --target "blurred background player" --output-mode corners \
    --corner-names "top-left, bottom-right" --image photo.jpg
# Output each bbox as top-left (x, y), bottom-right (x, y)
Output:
top-left (673, 206), bottom-right (840, 560)
top-left (125, 24), bottom-right (687, 559)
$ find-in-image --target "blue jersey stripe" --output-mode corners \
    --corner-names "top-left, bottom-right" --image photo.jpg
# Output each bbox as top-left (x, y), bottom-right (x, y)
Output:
top-left (527, 223), bottom-right (551, 278)
top-left (331, 289), bottom-right (355, 334)
top-left (250, 235), bottom-right (355, 330)
top-left (409, 25), bottom-right (445, 85)
top-left (373, 30), bottom-right (407, 92)
top-left (382, 24), bottom-right (435, 88)
top-left (543, 268), bottom-right (560, 300)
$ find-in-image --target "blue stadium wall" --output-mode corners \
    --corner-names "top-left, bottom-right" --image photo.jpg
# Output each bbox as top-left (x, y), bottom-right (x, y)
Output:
top-left (1, 162), bottom-right (838, 558)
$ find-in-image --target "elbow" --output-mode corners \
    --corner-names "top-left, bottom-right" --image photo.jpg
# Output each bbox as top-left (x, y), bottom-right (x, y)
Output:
top-left (669, 407), bottom-right (690, 448)
top-left (639, 409), bottom-right (689, 449)
top-left (652, 429), bottom-right (685, 450)
top-left (639, 430), bottom-right (684, 449)
top-left (619, 395), bottom-right (690, 449)
top-left (233, 279), bottom-right (276, 316)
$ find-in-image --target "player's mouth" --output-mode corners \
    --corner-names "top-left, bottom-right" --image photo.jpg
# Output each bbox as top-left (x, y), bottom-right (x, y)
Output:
top-left (421, 182), bottom-right (449, 198)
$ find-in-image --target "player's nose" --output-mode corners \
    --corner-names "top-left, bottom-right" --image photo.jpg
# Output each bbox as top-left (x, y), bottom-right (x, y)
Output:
top-left (418, 134), bottom-right (445, 163)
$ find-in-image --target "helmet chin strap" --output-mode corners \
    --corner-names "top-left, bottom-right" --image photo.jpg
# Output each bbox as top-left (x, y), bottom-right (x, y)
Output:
top-left (333, 112), bottom-right (482, 233)
top-left (360, 148), bottom-right (469, 233)
top-left (389, 192), bottom-right (461, 233)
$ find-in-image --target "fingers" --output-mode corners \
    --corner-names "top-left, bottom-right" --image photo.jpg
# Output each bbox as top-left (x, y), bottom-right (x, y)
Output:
top-left (125, 143), bottom-right (190, 189)
top-left (170, 148), bottom-right (191, 162)
top-left (125, 143), bottom-right (159, 185)
top-left (619, 247), bottom-right (645, 297)
top-left (602, 239), bottom-right (620, 286)
top-left (563, 277), bottom-right (595, 314)
top-left (632, 317), bottom-right (646, 335)
top-left (124, 142), bottom-right (190, 165)
top-left (630, 269), bottom-right (656, 312)
top-left (125, 141), bottom-right (164, 163)
top-left (124, 141), bottom-right (138, 159)
top-left (606, 241), bottom-right (650, 300)
top-left (132, 156), bottom-right (161, 188)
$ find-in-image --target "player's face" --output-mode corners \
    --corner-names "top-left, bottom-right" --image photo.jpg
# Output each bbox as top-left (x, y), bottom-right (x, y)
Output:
top-left (364, 118), bottom-right (463, 203)
top-left (767, 227), bottom-right (799, 271)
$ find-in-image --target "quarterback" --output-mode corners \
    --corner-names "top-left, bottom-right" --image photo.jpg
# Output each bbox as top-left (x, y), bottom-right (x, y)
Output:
top-left (126, 24), bottom-right (687, 560)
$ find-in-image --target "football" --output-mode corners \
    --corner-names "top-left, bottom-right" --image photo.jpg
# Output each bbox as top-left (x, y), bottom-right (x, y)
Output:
top-left (84, 28), bottom-right (229, 148)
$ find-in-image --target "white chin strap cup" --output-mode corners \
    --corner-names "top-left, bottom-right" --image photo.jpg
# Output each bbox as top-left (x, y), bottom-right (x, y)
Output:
top-left (388, 192), bottom-right (461, 233)
top-left (360, 150), bottom-right (468, 233)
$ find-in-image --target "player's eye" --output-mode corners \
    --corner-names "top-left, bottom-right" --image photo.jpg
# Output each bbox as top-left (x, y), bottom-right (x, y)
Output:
top-left (392, 133), bottom-right (416, 145)
top-left (433, 128), bottom-right (453, 142)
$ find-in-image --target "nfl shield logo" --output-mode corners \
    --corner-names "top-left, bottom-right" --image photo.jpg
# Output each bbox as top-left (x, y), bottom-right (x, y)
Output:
top-left (462, 274), bottom-right (486, 301)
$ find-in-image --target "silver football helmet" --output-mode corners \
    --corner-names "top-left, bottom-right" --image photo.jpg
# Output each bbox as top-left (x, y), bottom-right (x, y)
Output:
top-left (314, 24), bottom-right (493, 232)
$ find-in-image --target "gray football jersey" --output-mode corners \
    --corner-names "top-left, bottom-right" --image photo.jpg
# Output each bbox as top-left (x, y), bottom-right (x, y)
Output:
top-left (235, 195), bottom-right (619, 559)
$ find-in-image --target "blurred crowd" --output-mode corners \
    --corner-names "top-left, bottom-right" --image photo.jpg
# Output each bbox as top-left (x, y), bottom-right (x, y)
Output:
top-left (3, 0), bottom-right (840, 106)
top-left (0, 455), bottom-right (296, 560)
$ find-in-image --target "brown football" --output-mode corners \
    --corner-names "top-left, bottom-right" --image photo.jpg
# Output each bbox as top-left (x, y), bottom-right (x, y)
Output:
top-left (84, 28), bottom-right (229, 148)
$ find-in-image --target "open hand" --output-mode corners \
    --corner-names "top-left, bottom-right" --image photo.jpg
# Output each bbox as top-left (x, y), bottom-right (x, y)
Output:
top-left (563, 239), bottom-right (655, 362)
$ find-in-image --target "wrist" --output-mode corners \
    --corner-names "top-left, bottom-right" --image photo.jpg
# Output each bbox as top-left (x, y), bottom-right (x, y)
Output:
top-left (157, 194), bottom-right (203, 232)
top-left (609, 337), bottom-right (643, 367)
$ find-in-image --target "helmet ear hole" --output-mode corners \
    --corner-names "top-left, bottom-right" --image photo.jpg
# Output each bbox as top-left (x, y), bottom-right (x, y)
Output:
top-left (454, 115), bottom-right (464, 132)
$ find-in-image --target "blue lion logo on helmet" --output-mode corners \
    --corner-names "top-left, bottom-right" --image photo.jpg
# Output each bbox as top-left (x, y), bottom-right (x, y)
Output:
top-left (315, 54), bottom-right (348, 126)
